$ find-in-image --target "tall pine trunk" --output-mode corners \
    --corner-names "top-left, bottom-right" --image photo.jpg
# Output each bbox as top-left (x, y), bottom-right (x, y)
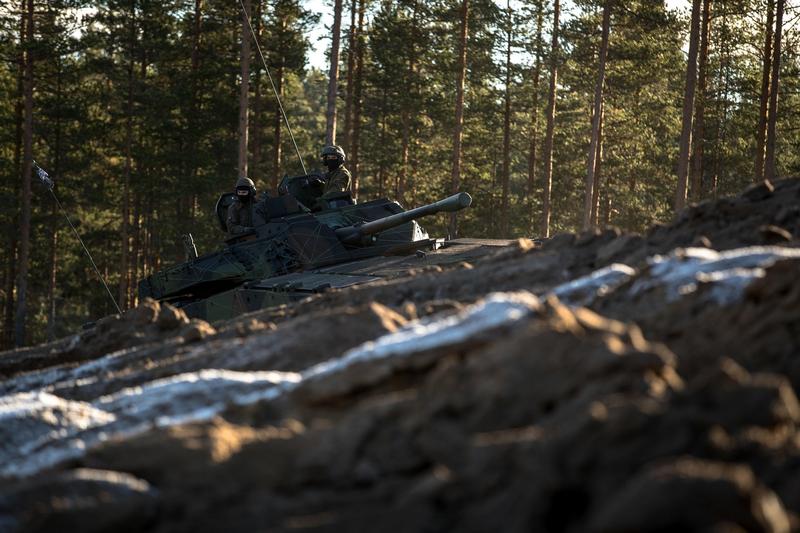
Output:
top-left (690, 0), bottom-right (711, 201)
top-left (674, 0), bottom-right (702, 212)
top-left (590, 100), bottom-right (604, 228)
top-left (130, 192), bottom-right (141, 307)
top-left (4, 0), bottom-right (25, 348)
top-left (754, 0), bottom-right (774, 183)
top-left (527, 0), bottom-right (543, 198)
top-left (15, 0), bottom-right (34, 347)
top-left (343, 0), bottom-right (356, 154)
top-left (764, 0), bottom-right (784, 182)
top-left (238, 0), bottom-right (252, 178)
top-left (540, 0), bottom-right (560, 239)
top-left (351, 0), bottom-right (365, 199)
top-left (273, 61), bottom-right (284, 186)
top-left (326, 0), bottom-right (344, 145)
top-left (500, 0), bottom-right (513, 237)
top-left (47, 61), bottom-right (64, 341)
top-left (449, 0), bottom-right (469, 237)
top-left (583, 0), bottom-right (610, 230)
top-left (399, 0), bottom-right (419, 205)
top-left (251, 0), bottom-right (263, 180)
top-left (120, 0), bottom-right (136, 310)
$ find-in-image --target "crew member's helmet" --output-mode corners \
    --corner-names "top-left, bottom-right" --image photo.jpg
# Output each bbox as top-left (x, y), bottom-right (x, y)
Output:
top-left (321, 145), bottom-right (346, 169)
top-left (235, 176), bottom-right (256, 200)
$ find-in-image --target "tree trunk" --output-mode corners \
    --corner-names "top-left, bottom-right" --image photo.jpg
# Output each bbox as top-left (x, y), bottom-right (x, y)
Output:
top-left (238, 0), bottom-right (252, 178)
top-left (674, 0), bottom-right (702, 212)
top-left (4, 0), bottom-right (25, 348)
top-left (343, 0), bottom-right (356, 154)
top-left (449, 0), bottom-right (469, 237)
top-left (754, 0), bottom-right (774, 183)
top-left (129, 192), bottom-right (141, 307)
top-left (527, 0), bottom-right (543, 198)
top-left (251, 0), bottom-right (263, 180)
top-left (273, 62), bottom-right (284, 187)
top-left (690, 0), bottom-right (711, 201)
top-left (399, 0), bottom-right (419, 205)
top-left (591, 100), bottom-right (604, 227)
top-left (583, 0), bottom-right (610, 230)
top-left (351, 0), bottom-right (365, 199)
top-left (47, 60), bottom-right (64, 341)
top-left (500, 0), bottom-right (513, 237)
top-left (326, 0), bottom-right (344, 145)
top-left (540, 0), bottom-right (560, 239)
top-left (764, 0), bottom-right (784, 182)
top-left (380, 85), bottom-right (388, 197)
top-left (15, 0), bottom-right (34, 347)
top-left (120, 0), bottom-right (135, 310)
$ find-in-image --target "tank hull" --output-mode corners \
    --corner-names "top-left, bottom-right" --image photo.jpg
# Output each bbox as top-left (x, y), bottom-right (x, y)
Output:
top-left (175, 238), bottom-right (515, 322)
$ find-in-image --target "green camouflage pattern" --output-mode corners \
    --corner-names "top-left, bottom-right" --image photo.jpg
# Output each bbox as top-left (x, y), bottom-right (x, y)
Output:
top-left (138, 189), bottom-right (475, 322)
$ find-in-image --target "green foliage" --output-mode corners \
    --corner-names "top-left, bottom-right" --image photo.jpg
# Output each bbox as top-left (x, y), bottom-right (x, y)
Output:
top-left (0, 0), bottom-right (798, 343)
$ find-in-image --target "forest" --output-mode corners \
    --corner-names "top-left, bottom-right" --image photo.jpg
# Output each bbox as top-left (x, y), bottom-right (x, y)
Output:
top-left (0, 0), bottom-right (797, 347)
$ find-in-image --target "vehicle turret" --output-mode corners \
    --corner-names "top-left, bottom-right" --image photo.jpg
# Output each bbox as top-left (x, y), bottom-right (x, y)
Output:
top-left (137, 185), bottom-right (472, 320)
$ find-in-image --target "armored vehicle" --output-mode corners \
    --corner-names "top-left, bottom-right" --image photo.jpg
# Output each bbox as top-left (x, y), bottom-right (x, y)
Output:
top-left (138, 174), bottom-right (508, 321)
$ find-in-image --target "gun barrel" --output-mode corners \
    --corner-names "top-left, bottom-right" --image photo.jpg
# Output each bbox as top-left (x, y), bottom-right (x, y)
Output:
top-left (336, 192), bottom-right (472, 244)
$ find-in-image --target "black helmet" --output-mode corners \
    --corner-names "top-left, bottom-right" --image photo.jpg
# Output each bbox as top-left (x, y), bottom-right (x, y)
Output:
top-left (235, 176), bottom-right (256, 201)
top-left (321, 145), bottom-right (345, 170)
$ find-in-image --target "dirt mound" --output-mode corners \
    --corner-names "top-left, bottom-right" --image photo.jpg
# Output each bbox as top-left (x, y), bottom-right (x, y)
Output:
top-left (1, 178), bottom-right (800, 532)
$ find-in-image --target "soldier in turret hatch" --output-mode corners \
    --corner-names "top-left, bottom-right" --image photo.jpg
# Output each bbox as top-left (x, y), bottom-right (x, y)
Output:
top-left (226, 176), bottom-right (258, 237)
top-left (320, 145), bottom-right (351, 199)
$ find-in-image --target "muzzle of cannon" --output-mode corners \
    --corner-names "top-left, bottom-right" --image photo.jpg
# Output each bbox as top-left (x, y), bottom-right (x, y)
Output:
top-left (335, 192), bottom-right (472, 244)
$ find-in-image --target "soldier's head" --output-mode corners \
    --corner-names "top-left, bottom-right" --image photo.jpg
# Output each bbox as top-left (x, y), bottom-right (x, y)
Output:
top-left (235, 176), bottom-right (256, 202)
top-left (321, 145), bottom-right (345, 171)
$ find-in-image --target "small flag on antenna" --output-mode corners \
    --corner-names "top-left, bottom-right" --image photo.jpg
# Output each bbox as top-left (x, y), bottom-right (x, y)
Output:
top-left (32, 160), bottom-right (54, 191)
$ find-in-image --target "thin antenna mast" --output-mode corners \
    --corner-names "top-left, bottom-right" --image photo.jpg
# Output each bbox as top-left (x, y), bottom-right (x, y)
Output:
top-left (238, 0), bottom-right (308, 175)
top-left (34, 162), bottom-right (123, 315)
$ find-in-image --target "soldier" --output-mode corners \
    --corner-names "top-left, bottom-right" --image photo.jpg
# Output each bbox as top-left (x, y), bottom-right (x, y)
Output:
top-left (320, 145), bottom-right (352, 200)
top-left (226, 176), bottom-right (257, 236)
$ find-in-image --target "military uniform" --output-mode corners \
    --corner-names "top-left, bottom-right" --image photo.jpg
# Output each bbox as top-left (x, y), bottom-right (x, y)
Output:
top-left (226, 176), bottom-right (257, 237)
top-left (321, 166), bottom-right (352, 199)
top-left (226, 201), bottom-right (254, 236)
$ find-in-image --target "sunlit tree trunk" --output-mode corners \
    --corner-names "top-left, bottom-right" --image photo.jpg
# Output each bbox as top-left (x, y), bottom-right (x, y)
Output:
top-left (500, 0), bottom-right (513, 237)
top-left (583, 0), bottom-right (610, 230)
top-left (591, 100), bottom-right (604, 228)
top-left (526, 0), bottom-right (543, 199)
top-left (674, 0), bottom-right (702, 211)
top-left (690, 0), bottom-right (711, 201)
top-left (399, 0), bottom-right (419, 205)
top-left (754, 0), bottom-right (774, 183)
top-left (764, 0), bottom-right (784, 182)
top-left (273, 60), bottom-right (284, 186)
top-left (343, 0), bottom-right (356, 154)
top-left (449, 0), bottom-right (469, 237)
top-left (351, 0), bottom-right (365, 200)
top-left (540, 0), bottom-right (560, 238)
top-left (326, 0), bottom-right (344, 145)
top-left (238, 0), bottom-right (252, 178)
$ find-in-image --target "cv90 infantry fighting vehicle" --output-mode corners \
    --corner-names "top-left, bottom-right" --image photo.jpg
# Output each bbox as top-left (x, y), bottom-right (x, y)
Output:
top-left (137, 174), bottom-right (505, 322)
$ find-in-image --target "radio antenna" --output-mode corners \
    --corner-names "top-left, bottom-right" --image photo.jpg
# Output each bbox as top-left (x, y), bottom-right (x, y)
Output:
top-left (34, 161), bottom-right (123, 315)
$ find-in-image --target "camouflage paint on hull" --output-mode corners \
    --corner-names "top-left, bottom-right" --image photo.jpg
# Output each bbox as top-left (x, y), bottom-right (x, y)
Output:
top-left (175, 239), bottom-right (516, 322)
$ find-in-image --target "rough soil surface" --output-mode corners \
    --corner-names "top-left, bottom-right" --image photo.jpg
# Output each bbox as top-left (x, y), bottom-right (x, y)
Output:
top-left (2, 178), bottom-right (800, 532)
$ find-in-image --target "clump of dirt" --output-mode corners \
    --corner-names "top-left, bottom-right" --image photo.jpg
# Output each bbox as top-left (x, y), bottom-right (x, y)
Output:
top-left (1, 178), bottom-right (800, 532)
top-left (0, 299), bottom-right (215, 380)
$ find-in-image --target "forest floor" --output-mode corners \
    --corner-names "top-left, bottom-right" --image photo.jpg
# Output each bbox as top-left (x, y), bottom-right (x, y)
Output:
top-left (1, 178), bottom-right (800, 532)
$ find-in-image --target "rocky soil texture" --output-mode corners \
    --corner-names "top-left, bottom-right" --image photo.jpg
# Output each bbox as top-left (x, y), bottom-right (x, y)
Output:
top-left (1, 178), bottom-right (800, 532)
